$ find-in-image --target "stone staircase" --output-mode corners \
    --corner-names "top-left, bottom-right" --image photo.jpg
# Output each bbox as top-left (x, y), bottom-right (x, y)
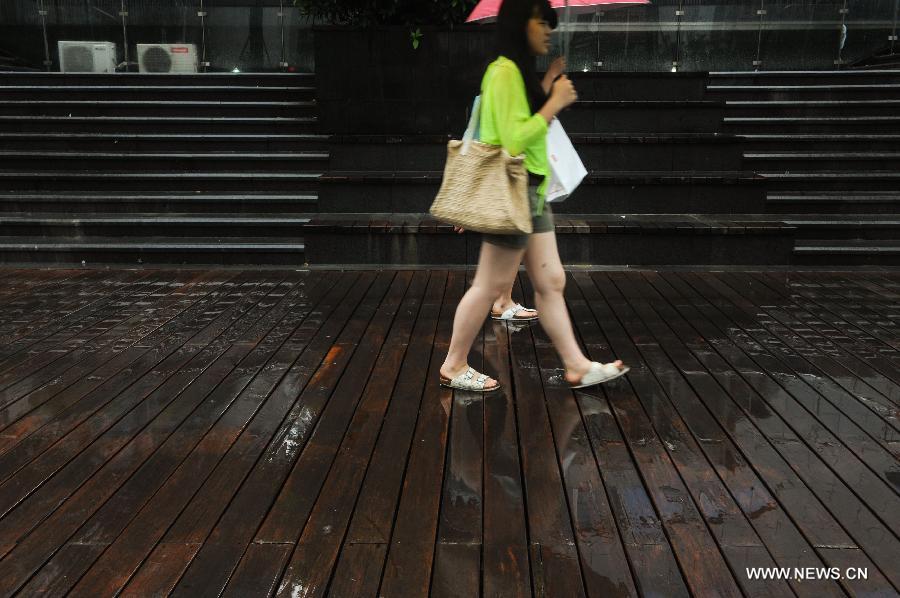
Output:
top-left (303, 71), bottom-right (795, 266)
top-left (0, 72), bottom-right (324, 265)
top-left (302, 69), bottom-right (900, 267)
top-left (710, 69), bottom-right (900, 265)
top-left (2, 69), bottom-right (897, 267)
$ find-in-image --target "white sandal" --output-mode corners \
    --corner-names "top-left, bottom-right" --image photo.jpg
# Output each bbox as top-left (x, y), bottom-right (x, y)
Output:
top-left (439, 366), bottom-right (501, 393)
top-left (569, 361), bottom-right (630, 389)
top-left (490, 303), bottom-right (539, 322)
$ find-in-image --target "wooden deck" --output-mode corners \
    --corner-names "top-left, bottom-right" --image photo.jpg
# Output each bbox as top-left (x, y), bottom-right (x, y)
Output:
top-left (0, 267), bottom-right (897, 597)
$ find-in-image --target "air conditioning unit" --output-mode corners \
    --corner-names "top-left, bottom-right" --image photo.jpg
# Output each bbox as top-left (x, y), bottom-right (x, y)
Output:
top-left (137, 44), bottom-right (198, 73)
top-left (58, 41), bottom-right (117, 73)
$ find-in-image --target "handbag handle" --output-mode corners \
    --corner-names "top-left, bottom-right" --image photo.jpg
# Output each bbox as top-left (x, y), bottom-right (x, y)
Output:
top-left (461, 95), bottom-right (481, 156)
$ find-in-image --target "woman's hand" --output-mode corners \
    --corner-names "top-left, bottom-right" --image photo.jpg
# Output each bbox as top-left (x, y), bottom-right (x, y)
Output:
top-left (547, 56), bottom-right (566, 81)
top-left (550, 75), bottom-right (578, 110)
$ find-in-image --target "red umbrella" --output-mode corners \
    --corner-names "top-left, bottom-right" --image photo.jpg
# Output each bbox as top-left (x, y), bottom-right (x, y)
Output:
top-left (466, 0), bottom-right (651, 65)
top-left (466, 0), bottom-right (650, 23)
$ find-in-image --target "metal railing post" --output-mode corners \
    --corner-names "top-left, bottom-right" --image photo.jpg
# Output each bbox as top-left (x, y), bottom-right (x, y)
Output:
top-left (119, 0), bottom-right (129, 71)
top-left (198, 0), bottom-right (210, 71)
top-left (38, 0), bottom-right (52, 71)
top-left (835, 0), bottom-right (849, 68)
top-left (279, 0), bottom-right (288, 70)
top-left (753, 0), bottom-right (766, 70)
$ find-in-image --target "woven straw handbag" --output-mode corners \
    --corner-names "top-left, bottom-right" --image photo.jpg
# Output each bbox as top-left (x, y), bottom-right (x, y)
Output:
top-left (429, 96), bottom-right (533, 235)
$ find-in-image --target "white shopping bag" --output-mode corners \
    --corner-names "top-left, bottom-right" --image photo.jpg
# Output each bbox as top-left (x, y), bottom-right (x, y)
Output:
top-left (545, 118), bottom-right (587, 202)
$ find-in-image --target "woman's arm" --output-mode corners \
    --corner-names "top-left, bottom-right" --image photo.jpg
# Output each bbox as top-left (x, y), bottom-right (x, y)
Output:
top-left (489, 65), bottom-right (556, 155)
top-left (541, 72), bottom-right (554, 95)
top-left (542, 57), bottom-right (566, 95)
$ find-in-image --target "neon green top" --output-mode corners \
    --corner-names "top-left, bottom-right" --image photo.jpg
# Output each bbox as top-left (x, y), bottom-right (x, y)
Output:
top-left (479, 55), bottom-right (549, 215)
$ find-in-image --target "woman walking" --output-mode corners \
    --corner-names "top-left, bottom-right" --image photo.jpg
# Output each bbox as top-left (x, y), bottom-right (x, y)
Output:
top-left (439, 0), bottom-right (629, 392)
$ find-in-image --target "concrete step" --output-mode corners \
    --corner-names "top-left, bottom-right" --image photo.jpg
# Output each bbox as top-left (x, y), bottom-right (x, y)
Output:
top-left (0, 213), bottom-right (312, 238)
top-left (738, 134), bottom-right (900, 153)
top-left (0, 115), bottom-right (318, 134)
top-left (0, 100), bottom-right (316, 118)
top-left (776, 214), bottom-right (900, 239)
top-left (302, 213), bottom-right (795, 266)
top-left (0, 85), bottom-right (315, 101)
top-left (0, 132), bottom-right (331, 152)
top-left (0, 170), bottom-right (321, 192)
top-left (709, 70), bottom-right (900, 86)
top-left (708, 83), bottom-right (900, 101)
top-left (744, 151), bottom-right (900, 171)
top-left (724, 99), bottom-right (900, 117)
top-left (793, 239), bottom-right (900, 266)
top-left (316, 170), bottom-right (767, 215)
top-left (766, 191), bottom-right (900, 214)
top-left (757, 171), bottom-right (900, 192)
top-left (0, 235), bottom-right (307, 266)
top-left (0, 151), bottom-right (330, 172)
top-left (723, 116), bottom-right (900, 133)
top-left (326, 133), bottom-right (744, 172)
top-left (0, 72), bottom-right (316, 86)
top-left (0, 191), bottom-right (319, 214)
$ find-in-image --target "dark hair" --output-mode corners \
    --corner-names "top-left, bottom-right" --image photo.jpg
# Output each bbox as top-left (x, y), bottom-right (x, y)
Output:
top-left (493, 0), bottom-right (558, 113)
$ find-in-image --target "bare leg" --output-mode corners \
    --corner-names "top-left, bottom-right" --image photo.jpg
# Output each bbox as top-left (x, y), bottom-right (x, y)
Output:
top-left (523, 231), bottom-right (624, 385)
top-left (491, 280), bottom-right (538, 319)
top-left (441, 241), bottom-right (526, 388)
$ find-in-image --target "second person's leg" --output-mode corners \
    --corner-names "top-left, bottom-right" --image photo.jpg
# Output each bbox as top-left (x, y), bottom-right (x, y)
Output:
top-left (441, 240), bottom-right (526, 388)
top-left (523, 231), bottom-right (625, 385)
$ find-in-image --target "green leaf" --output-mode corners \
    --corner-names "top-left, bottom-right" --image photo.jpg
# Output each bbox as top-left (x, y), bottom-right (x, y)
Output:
top-left (411, 27), bottom-right (423, 49)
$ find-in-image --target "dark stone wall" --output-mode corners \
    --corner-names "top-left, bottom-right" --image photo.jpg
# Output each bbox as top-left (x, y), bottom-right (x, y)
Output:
top-left (313, 26), bottom-right (496, 135)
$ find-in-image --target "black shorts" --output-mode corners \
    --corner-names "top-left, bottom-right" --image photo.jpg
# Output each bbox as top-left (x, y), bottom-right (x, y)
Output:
top-left (482, 185), bottom-right (554, 250)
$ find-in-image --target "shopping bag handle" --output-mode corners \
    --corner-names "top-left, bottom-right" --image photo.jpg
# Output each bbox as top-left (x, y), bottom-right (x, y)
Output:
top-left (461, 95), bottom-right (481, 156)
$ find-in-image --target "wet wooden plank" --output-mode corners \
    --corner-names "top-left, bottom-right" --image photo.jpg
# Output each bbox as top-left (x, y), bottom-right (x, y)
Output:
top-left (1, 268), bottom-right (899, 597)
top-left (0, 271), bottom-right (291, 596)
top-left (783, 272), bottom-right (900, 356)
top-left (20, 272), bottom-right (343, 597)
top-left (165, 272), bottom-right (382, 597)
top-left (745, 272), bottom-right (900, 451)
top-left (328, 271), bottom-right (447, 595)
top-left (0, 270), bottom-right (101, 318)
top-left (200, 270), bottom-right (398, 592)
top-left (480, 314), bottom-right (531, 598)
top-left (767, 271), bottom-right (900, 383)
top-left (0, 270), bottom-right (200, 405)
top-left (0, 270), bottom-right (156, 368)
top-left (693, 273), bottom-right (900, 524)
top-left (606, 271), bottom-right (835, 598)
top-left (763, 272), bottom-right (900, 366)
top-left (0, 275), bottom-right (237, 450)
top-left (63, 273), bottom-right (343, 596)
top-left (524, 273), bottom-right (683, 598)
top-left (109, 273), bottom-right (346, 596)
top-left (647, 270), bottom-right (897, 597)
top-left (272, 272), bottom-right (430, 598)
top-left (431, 268), bottom-right (483, 598)
top-left (573, 272), bottom-right (744, 598)
top-left (745, 271), bottom-right (900, 395)
top-left (325, 543), bottom-right (389, 598)
top-left (0, 269), bottom-right (151, 349)
top-left (0, 271), bottom-right (250, 481)
top-left (431, 543), bottom-right (481, 598)
top-left (214, 272), bottom-right (409, 596)
top-left (376, 270), bottom-right (465, 597)
top-left (656, 271), bottom-right (900, 591)
top-left (521, 274), bottom-right (640, 598)
top-left (506, 276), bottom-right (587, 598)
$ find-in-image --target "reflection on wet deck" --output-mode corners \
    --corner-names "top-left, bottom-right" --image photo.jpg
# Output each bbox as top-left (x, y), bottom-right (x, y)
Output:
top-left (0, 267), bottom-right (897, 597)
